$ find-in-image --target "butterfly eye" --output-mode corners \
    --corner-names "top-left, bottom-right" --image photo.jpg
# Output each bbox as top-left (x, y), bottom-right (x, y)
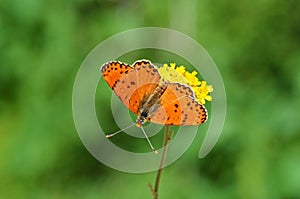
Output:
top-left (141, 111), bottom-right (148, 118)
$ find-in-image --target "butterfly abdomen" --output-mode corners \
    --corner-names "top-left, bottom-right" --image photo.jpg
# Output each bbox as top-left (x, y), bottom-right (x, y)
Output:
top-left (142, 81), bottom-right (168, 109)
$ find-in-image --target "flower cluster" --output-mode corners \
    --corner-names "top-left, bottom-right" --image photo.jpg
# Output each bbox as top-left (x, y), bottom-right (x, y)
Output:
top-left (158, 63), bottom-right (213, 104)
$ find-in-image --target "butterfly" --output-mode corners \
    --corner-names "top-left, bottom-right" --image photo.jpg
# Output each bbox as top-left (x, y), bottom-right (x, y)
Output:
top-left (101, 60), bottom-right (207, 153)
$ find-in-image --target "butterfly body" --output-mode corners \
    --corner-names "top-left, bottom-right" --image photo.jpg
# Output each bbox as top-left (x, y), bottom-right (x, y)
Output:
top-left (136, 81), bottom-right (168, 127)
top-left (101, 60), bottom-right (207, 127)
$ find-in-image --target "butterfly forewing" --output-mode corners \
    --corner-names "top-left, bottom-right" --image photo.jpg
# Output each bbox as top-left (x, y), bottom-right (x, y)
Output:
top-left (132, 60), bottom-right (161, 107)
top-left (101, 60), bottom-right (162, 114)
top-left (101, 61), bottom-right (139, 113)
top-left (101, 61), bottom-right (132, 88)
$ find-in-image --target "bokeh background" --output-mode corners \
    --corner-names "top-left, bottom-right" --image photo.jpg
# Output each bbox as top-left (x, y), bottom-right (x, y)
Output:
top-left (1, 0), bottom-right (300, 198)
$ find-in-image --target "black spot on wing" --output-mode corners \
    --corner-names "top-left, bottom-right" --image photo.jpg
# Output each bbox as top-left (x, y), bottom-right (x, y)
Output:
top-left (112, 79), bottom-right (120, 90)
top-left (101, 61), bottom-right (131, 73)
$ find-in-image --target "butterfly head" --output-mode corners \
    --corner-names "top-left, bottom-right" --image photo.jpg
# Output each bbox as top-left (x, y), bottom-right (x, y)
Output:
top-left (136, 111), bottom-right (148, 127)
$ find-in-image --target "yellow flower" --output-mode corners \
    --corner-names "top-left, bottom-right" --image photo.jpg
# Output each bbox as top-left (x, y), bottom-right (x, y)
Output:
top-left (193, 81), bottom-right (214, 104)
top-left (158, 63), bottom-right (213, 104)
top-left (158, 63), bottom-right (189, 85)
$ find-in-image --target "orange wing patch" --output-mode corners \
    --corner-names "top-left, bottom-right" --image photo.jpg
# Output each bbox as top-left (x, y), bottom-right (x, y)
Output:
top-left (101, 61), bottom-right (132, 88)
top-left (132, 60), bottom-right (161, 106)
top-left (150, 83), bottom-right (207, 126)
top-left (101, 61), bottom-right (139, 113)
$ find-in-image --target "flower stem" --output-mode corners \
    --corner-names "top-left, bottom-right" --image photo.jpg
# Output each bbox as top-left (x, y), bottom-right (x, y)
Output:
top-left (149, 125), bottom-right (173, 199)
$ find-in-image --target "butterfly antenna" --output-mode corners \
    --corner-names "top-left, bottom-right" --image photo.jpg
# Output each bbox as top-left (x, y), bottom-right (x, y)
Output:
top-left (140, 126), bottom-right (158, 154)
top-left (105, 123), bottom-right (136, 138)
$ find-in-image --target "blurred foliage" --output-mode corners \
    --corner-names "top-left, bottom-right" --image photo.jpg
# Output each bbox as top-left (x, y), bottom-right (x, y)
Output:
top-left (1, 0), bottom-right (300, 198)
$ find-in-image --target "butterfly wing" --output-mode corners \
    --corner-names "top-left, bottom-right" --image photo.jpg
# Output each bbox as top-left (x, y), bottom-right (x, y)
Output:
top-left (131, 60), bottom-right (161, 107)
top-left (101, 61), bottom-right (133, 88)
top-left (101, 60), bottom-right (161, 114)
top-left (101, 61), bottom-right (139, 113)
top-left (150, 83), bottom-right (208, 126)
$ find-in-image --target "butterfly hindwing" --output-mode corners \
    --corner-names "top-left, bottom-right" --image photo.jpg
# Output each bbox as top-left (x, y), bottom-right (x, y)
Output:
top-left (150, 83), bottom-right (208, 126)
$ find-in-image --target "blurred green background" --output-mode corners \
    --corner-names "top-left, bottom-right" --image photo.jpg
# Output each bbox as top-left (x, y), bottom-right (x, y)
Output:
top-left (1, 0), bottom-right (300, 198)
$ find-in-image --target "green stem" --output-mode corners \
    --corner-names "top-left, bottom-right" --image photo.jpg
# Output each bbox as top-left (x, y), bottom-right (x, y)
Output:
top-left (149, 125), bottom-right (173, 199)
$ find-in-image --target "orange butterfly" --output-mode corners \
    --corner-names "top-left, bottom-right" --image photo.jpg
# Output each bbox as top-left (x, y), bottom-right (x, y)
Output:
top-left (101, 60), bottom-right (207, 153)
